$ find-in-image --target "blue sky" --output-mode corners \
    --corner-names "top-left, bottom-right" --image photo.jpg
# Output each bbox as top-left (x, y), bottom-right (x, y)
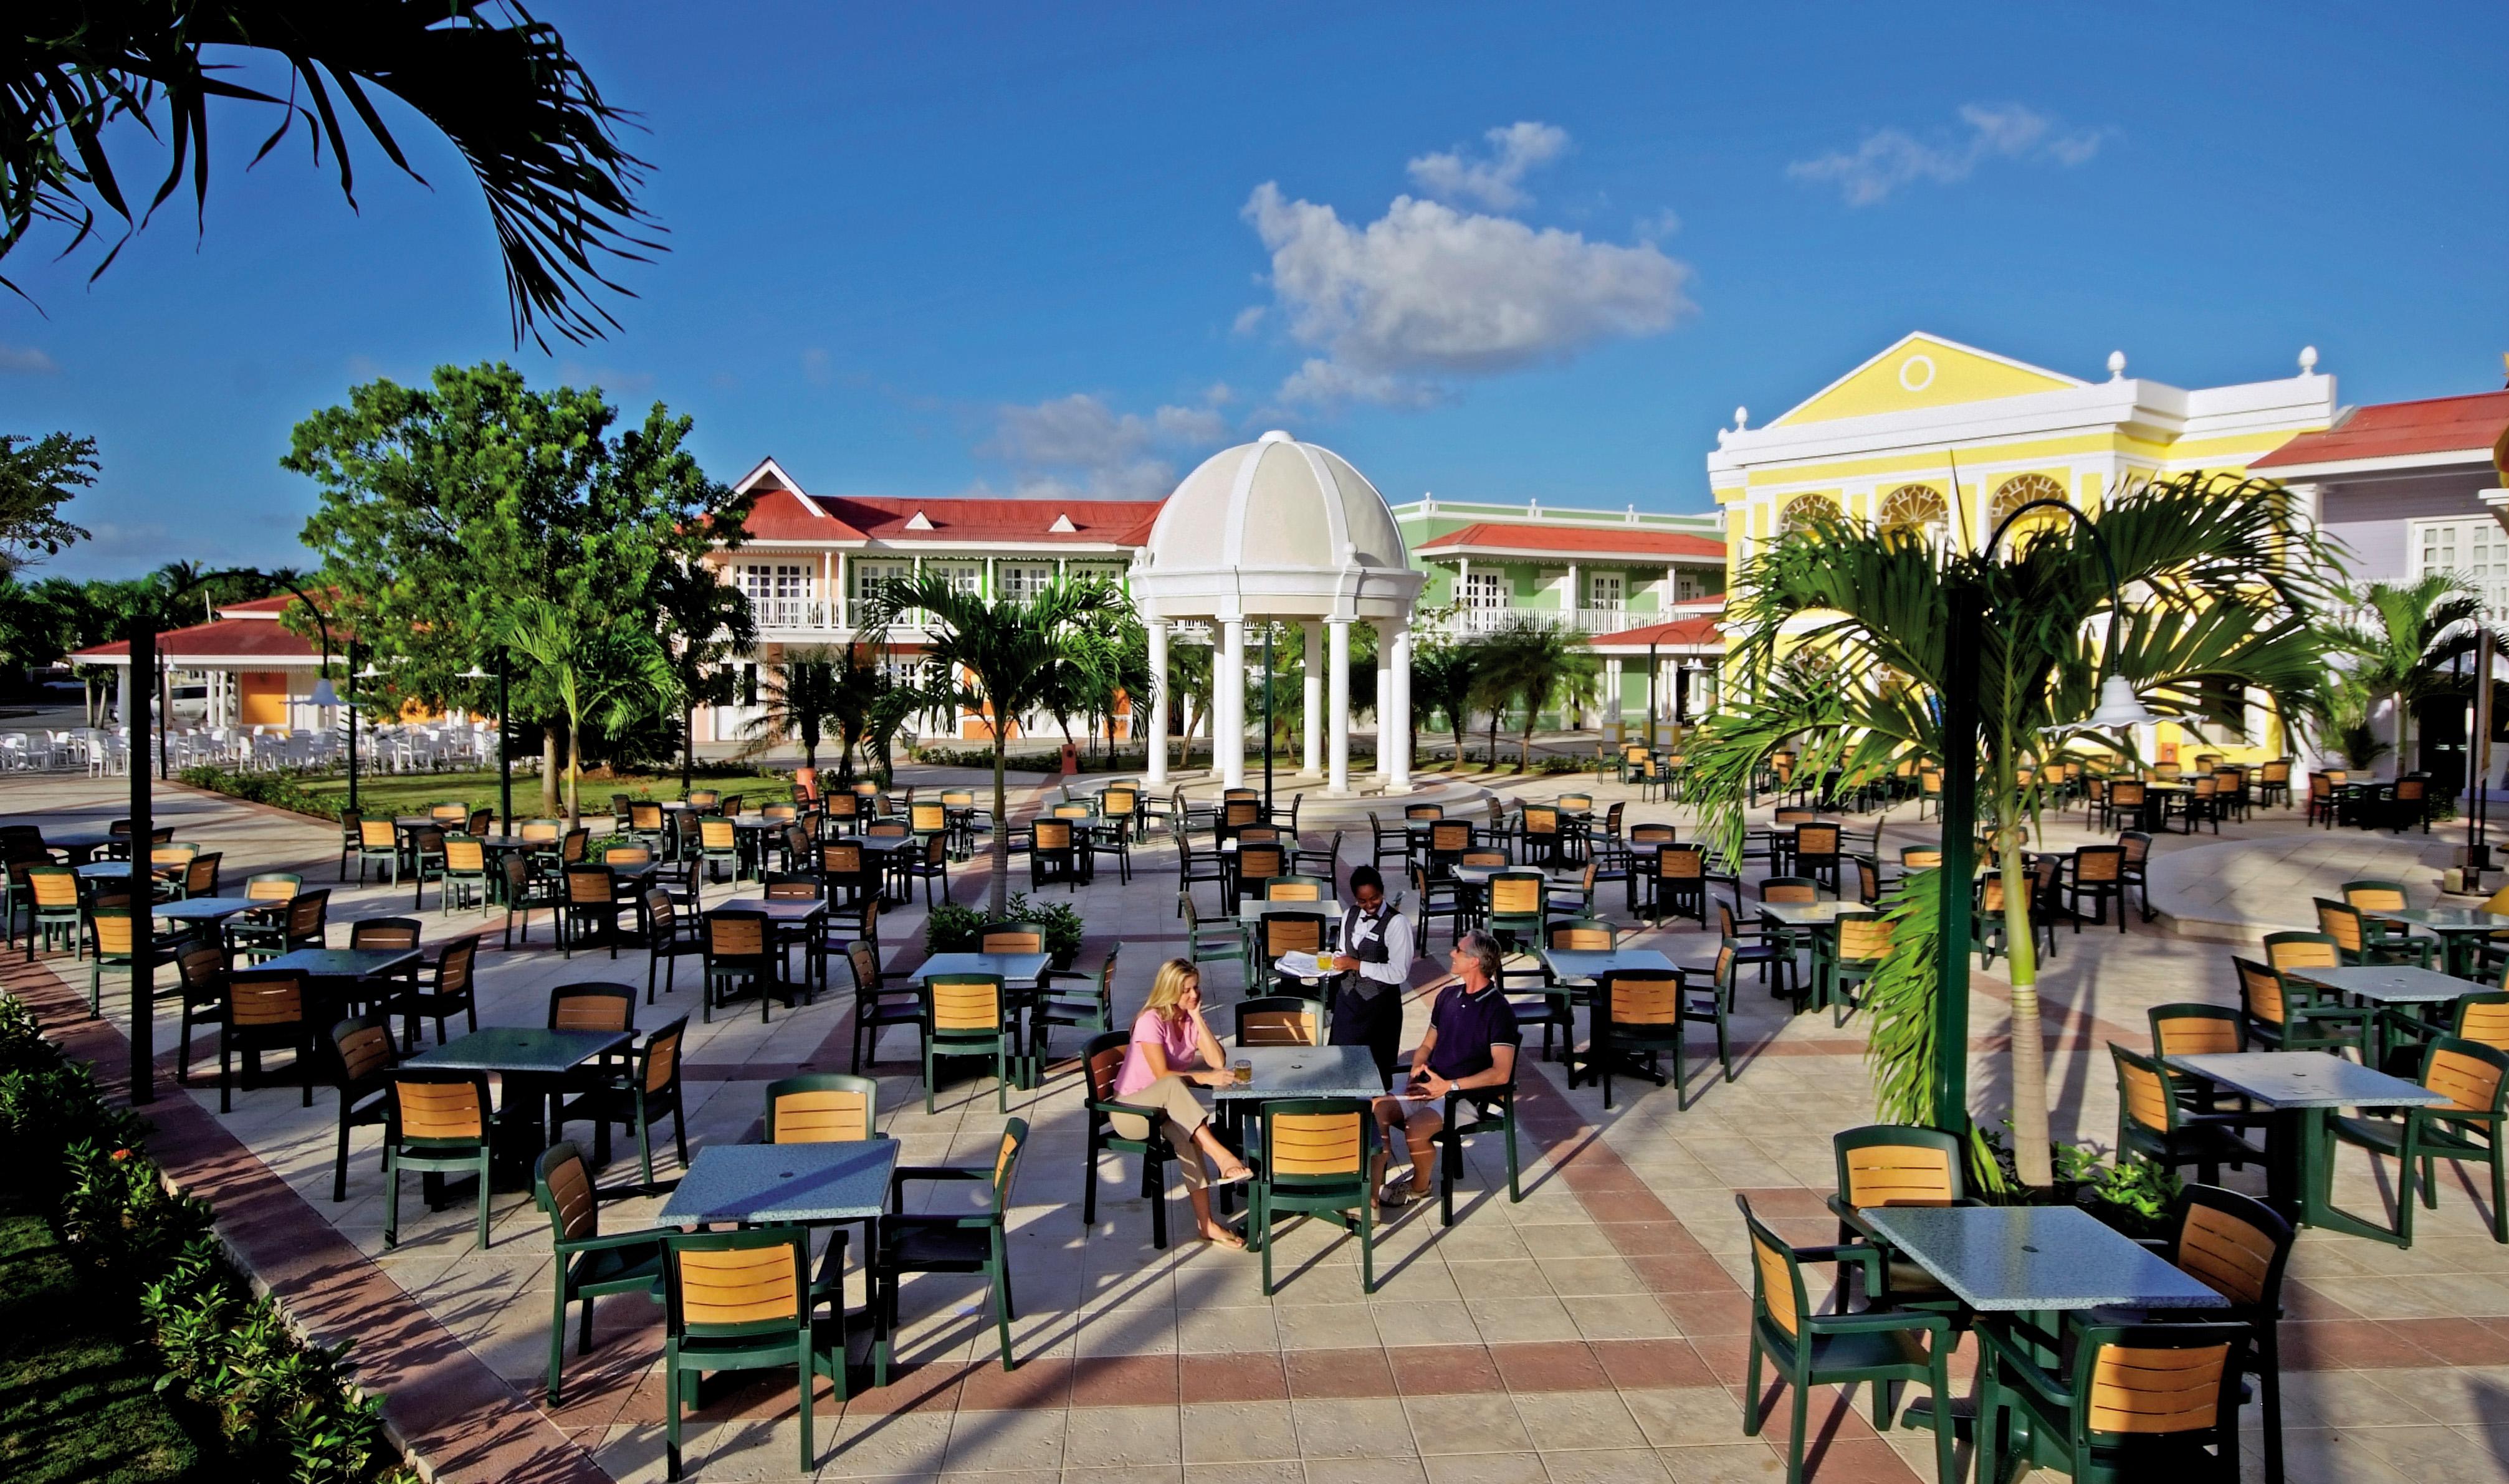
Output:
top-left (7, 1), bottom-right (2506, 578)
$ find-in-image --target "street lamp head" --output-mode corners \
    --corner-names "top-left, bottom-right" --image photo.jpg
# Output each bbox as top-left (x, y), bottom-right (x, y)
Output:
top-left (307, 678), bottom-right (341, 708)
top-left (355, 663), bottom-right (385, 679)
top-left (457, 665), bottom-right (494, 680)
top-left (2088, 674), bottom-right (2154, 729)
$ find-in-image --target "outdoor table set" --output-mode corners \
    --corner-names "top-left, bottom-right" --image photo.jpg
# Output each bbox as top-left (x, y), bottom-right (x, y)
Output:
top-left (2278, 962), bottom-right (2492, 1067)
top-left (409, 1026), bottom-right (633, 1189)
top-left (2362, 905), bottom-right (2509, 977)
top-left (918, 949), bottom-right (1053, 1087)
top-left (2165, 1050), bottom-right (2448, 1245)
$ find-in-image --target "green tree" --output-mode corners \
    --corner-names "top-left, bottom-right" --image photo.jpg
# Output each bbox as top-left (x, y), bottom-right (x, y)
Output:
top-left (2320, 574), bottom-right (2496, 775)
top-left (497, 597), bottom-right (676, 828)
top-left (861, 575), bottom-right (1134, 915)
top-left (1164, 639), bottom-right (1211, 769)
top-left (0, 431), bottom-right (95, 576)
top-left (7, 2), bottom-right (656, 343)
top-left (1410, 632), bottom-right (1483, 770)
top-left (1683, 473), bottom-right (2339, 1188)
top-left (287, 362), bottom-right (750, 811)
top-left (1475, 620), bottom-right (1599, 771)
top-left (651, 558), bottom-right (757, 792)
top-left (745, 647), bottom-right (845, 776)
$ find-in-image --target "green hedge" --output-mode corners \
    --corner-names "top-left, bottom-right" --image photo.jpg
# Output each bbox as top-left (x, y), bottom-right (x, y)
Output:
top-left (0, 997), bottom-right (415, 1483)
top-left (176, 765), bottom-right (342, 822)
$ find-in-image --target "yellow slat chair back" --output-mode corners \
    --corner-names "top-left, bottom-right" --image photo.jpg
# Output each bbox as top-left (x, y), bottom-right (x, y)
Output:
top-left (930, 976), bottom-right (1003, 1033)
top-left (766, 1075), bottom-right (877, 1143)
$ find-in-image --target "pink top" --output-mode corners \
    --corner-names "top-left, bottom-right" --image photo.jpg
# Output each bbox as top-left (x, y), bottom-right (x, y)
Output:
top-left (1116, 1008), bottom-right (1205, 1097)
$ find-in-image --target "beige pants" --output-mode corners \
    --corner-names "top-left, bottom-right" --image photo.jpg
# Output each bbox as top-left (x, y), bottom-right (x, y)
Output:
top-left (1110, 1076), bottom-right (1212, 1191)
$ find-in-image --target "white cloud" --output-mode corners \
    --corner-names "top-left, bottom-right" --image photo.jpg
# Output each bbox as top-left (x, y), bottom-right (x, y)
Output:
top-left (980, 391), bottom-right (1233, 499)
top-left (1241, 181), bottom-right (1691, 407)
top-left (1405, 121), bottom-right (1571, 211)
top-left (1231, 305), bottom-right (1268, 336)
top-left (0, 343), bottom-right (59, 374)
top-left (1789, 103), bottom-right (2106, 206)
top-left (1635, 207), bottom-right (1682, 241)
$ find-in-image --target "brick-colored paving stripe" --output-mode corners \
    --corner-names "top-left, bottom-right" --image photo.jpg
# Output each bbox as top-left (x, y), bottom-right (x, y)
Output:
top-left (0, 955), bottom-right (613, 1484)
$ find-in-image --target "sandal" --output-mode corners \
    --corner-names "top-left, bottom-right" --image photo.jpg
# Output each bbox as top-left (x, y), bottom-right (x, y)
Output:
top-left (1216, 1164), bottom-right (1254, 1186)
top-left (1201, 1227), bottom-right (1248, 1250)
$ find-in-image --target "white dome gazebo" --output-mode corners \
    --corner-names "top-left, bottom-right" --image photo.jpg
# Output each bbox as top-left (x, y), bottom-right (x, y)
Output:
top-left (1132, 430), bottom-right (1425, 797)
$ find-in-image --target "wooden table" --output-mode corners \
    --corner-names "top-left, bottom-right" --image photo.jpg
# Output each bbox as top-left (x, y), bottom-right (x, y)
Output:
top-left (409, 1026), bottom-right (634, 1187)
top-left (2168, 1050), bottom-right (2449, 1244)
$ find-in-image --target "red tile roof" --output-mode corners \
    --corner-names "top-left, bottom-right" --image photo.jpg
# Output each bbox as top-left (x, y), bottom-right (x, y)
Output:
top-left (74, 616), bottom-right (323, 665)
top-left (1413, 521), bottom-right (1725, 561)
top-left (733, 484), bottom-right (1163, 546)
top-left (2252, 391), bottom-right (2509, 470)
top-left (1584, 616), bottom-right (1724, 649)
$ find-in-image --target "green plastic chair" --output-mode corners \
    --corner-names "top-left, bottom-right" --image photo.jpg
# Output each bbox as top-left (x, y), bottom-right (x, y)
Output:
top-left (922, 973), bottom-right (1013, 1115)
top-left (1737, 1193), bottom-right (1957, 1484)
top-left (764, 1072), bottom-right (879, 1143)
top-left (1081, 1030), bottom-right (1182, 1248)
top-left (1571, 968), bottom-right (1685, 1108)
top-left (2111, 1044), bottom-right (2261, 1186)
top-left (1432, 1077), bottom-right (1522, 1227)
top-left (1976, 1318), bottom-right (2249, 1484)
top-left (1250, 1097), bottom-right (1379, 1296)
top-left (382, 1069), bottom-right (495, 1250)
top-left (84, 907), bottom-right (174, 1019)
top-left (1825, 1125), bottom-right (1975, 1317)
top-left (2330, 1035), bottom-right (2509, 1245)
top-left (662, 1226), bottom-right (846, 1480)
top-left (872, 1118), bottom-right (1027, 1385)
top-left (1181, 890), bottom-right (1248, 976)
top-left (21, 864), bottom-right (79, 960)
top-left (535, 1142), bottom-right (664, 1405)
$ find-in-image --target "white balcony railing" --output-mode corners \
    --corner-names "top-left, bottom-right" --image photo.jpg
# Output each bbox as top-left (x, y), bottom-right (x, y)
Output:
top-left (1423, 606), bottom-right (1648, 638)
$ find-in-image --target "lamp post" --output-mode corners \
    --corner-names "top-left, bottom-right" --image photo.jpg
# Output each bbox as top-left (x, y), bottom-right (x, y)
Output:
top-left (460, 650), bottom-right (512, 830)
top-left (1261, 621), bottom-right (1276, 817)
top-left (1932, 498), bottom-right (2150, 1135)
top-left (126, 621), bottom-right (156, 1103)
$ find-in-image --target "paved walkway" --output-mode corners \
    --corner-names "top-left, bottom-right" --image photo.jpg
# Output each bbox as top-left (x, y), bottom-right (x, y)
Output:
top-left (9, 771), bottom-right (2509, 1483)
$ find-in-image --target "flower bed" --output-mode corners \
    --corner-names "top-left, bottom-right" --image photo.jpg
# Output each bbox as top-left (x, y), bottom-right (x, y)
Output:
top-left (0, 996), bottom-right (414, 1483)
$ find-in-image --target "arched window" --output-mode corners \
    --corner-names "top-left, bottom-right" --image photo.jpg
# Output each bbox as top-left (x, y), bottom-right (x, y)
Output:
top-left (1876, 484), bottom-right (1948, 543)
top-left (1988, 473), bottom-right (2068, 549)
top-left (1779, 493), bottom-right (1842, 535)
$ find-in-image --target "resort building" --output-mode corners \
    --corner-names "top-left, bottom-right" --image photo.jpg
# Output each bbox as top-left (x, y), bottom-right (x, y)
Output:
top-left (1708, 330), bottom-right (2341, 763)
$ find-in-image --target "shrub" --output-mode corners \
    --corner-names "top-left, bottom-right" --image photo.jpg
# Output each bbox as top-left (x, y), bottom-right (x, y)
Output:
top-left (177, 764), bottom-right (340, 820)
top-left (925, 901), bottom-right (985, 954)
top-left (0, 996), bottom-right (414, 1483)
top-left (1001, 892), bottom-right (1086, 968)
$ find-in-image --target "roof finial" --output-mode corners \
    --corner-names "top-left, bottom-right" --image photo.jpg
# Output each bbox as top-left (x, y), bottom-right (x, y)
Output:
top-left (1732, 406), bottom-right (1749, 431)
top-left (1258, 429), bottom-right (1294, 445)
top-left (2299, 345), bottom-right (2319, 375)
top-left (2106, 350), bottom-right (2126, 381)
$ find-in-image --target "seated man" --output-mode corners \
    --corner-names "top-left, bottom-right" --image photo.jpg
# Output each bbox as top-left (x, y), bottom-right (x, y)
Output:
top-left (1371, 930), bottom-right (1519, 1210)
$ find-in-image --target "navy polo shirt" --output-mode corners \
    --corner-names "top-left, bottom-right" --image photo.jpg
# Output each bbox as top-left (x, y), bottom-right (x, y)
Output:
top-left (1425, 979), bottom-right (1522, 1082)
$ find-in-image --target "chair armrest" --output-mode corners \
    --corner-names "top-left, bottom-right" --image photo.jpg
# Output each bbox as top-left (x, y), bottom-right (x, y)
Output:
top-left (1785, 1242), bottom-right (1883, 1286)
top-left (555, 1227), bottom-right (667, 1256)
top-left (1976, 1323), bottom-right (2074, 1406)
top-left (889, 1163), bottom-right (990, 1207)
top-left (1806, 1308), bottom-right (1951, 1337)
top-left (1092, 1096), bottom-right (1167, 1125)
top-left (881, 1210), bottom-right (999, 1232)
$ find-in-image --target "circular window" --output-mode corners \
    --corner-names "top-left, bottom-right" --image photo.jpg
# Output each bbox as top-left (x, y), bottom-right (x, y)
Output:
top-left (1898, 354), bottom-right (1936, 391)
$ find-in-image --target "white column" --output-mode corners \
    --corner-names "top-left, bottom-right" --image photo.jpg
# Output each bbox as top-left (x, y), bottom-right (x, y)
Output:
top-left (1327, 619), bottom-right (1352, 794)
top-left (834, 551), bottom-right (848, 630)
top-left (1301, 621), bottom-right (1324, 776)
top-left (1220, 618), bottom-right (1246, 789)
top-left (1605, 657), bottom-right (1624, 731)
top-left (1388, 619), bottom-right (1413, 793)
top-left (1566, 563), bottom-right (1579, 626)
top-left (1145, 620), bottom-right (1170, 787)
top-left (117, 667), bottom-right (132, 728)
top-left (1374, 629), bottom-right (1392, 779)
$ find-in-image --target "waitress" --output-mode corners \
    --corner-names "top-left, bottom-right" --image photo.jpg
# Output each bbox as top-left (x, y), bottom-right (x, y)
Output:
top-left (1326, 864), bottom-right (1414, 1088)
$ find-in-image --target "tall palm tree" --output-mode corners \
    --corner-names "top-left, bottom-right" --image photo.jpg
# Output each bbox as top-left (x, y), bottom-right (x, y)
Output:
top-left (652, 560), bottom-right (757, 795)
top-left (745, 647), bottom-right (844, 777)
top-left (2320, 574), bottom-right (2495, 775)
top-left (1164, 639), bottom-right (1213, 769)
top-left (859, 574), bottom-right (1135, 915)
top-left (1685, 472), bottom-right (2341, 1187)
top-left (500, 598), bottom-right (677, 829)
top-left (9, 2), bottom-right (656, 343)
top-left (1410, 634), bottom-right (1483, 770)
top-left (1476, 621), bottom-right (1600, 771)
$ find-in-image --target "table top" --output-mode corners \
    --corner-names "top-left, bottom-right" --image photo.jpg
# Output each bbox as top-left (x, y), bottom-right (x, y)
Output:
top-left (659, 1139), bottom-right (900, 1225)
top-left (727, 814), bottom-right (782, 829)
top-left (920, 951), bottom-right (1052, 984)
top-left (2282, 963), bottom-right (2490, 1005)
top-left (1539, 947), bottom-right (1677, 982)
top-left (152, 896), bottom-right (264, 921)
top-left (857, 834), bottom-right (919, 854)
top-left (410, 1026), bottom-right (633, 1077)
top-left (1210, 1045), bottom-right (1386, 1102)
top-left (2371, 907), bottom-right (2509, 933)
top-left (1861, 1206), bottom-right (2227, 1312)
top-left (2168, 1050), bottom-right (2450, 1109)
top-left (734, 899), bottom-right (826, 925)
top-left (391, 816), bottom-right (440, 829)
top-left (1758, 900), bottom-right (1861, 927)
top-left (42, 832), bottom-right (117, 850)
top-left (479, 835), bottom-right (536, 850)
top-left (256, 946), bottom-right (424, 981)
top-left (75, 860), bottom-right (175, 879)
top-left (605, 861), bottom-right (659, 882)
top-left (1240, 899), bottom-right (1341, 923)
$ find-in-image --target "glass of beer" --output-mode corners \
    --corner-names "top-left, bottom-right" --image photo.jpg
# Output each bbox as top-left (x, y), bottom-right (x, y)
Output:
top-left (1232, 1058), bottom-right (1253, 1085)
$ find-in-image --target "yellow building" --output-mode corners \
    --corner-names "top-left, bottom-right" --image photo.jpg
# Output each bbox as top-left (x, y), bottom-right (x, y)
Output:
top-left (1706, 331), bottom-right (2338, 760)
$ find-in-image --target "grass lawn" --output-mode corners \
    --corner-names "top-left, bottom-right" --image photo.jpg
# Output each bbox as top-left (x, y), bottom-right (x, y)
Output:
top-left (0, 1187), bottom-right (211, 1482)
top-left (282, 767), bottom-right (800, 824)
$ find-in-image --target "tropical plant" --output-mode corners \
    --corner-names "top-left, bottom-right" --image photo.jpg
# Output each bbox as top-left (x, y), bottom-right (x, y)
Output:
top-left (2318, 574), bottom-right (2496, 775)
top-left (6, 2), bottom-right (654, 345)
top-left (1164, 637), bottom-right (1212, 768)
top-left (1685, 472), bottom-right (2342, 1188)
top-left (744, 647), bottom-right (844, 776)
top-left (652, 558), bottom-right (756, 794)
top-left (1408, 630), bottom-right (1482, 769)
top-left (0, 430), bottom-right (95, 575)
top-left (2313, 671), bottom-right (2395, 771)
top-left (1473, 619), bottom-right (1599, 771)
top-left (497, 598), bottom-right (677, 828)
top-left (860, 574), bottom-right (1135, 915)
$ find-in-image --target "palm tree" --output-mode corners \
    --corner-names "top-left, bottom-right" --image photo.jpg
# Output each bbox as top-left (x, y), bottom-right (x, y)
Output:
top-left (1476, 621), bottom-right (1600, 771)
top-left (652, 560), bottom-right (757, 795)
top-left (1165, 640), bottom-right (1213, 770)
top-left (745, 647), bottom-right (844, 777)
top-left (500, 598), bottom-right (677, 829)
top-left (9, 2), bottom-right (656, 343)
top-left (1410, 634), bottom-right (1483, 770)
top-left (1684, 472), bottom-right (2341, 1188)
top-left (2320, 575), bottom-right (2495, 775)
top-left (860, 574), bottom-right (1135, 915)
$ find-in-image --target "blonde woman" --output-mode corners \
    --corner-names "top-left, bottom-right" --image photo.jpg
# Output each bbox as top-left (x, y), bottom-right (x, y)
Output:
top-left (1114, 959), bottom-right (1254, 1248)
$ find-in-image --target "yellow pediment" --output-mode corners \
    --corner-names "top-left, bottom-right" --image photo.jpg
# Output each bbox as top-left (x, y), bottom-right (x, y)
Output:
top-left (1771, 333), bottom-right (2083, 428)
